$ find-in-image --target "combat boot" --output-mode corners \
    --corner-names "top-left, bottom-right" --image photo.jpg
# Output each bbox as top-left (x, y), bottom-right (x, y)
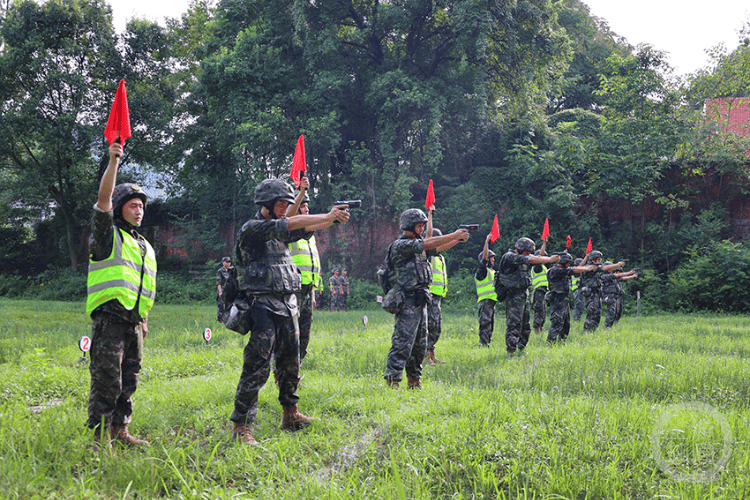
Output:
top-left (280, 404), bottom-right (314, 431)
top-left (91, 425), bottom-right (112, 453)
top-left (423, 351), bottom-right (436, 366)
top-left (386, 378), bottom-right (400, 389)
top-left (427, 349), bottom-right (446, 364)
top-left (232, 422), bottom-right (259, 445)
top-left (111, 424), bottom-right (149, 446)
top-left (407, 375), bottom-right (421, 389)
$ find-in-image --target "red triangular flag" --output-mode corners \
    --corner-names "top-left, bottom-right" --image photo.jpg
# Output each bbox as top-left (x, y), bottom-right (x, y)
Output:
top-left (586, 237), bottom-right (592, 254)
top-left (566, 235), bottom-right (571, 248)
top-left (541, 218), bottom-right (549, 240)
top-left (490, 214), bottom-right (500, 243)
top-left (104, 79), bottom-right (131, 146)
top-left (291, 135), bottom-right (306, 187)
top-left (425, 180), bottom-right (436, 210)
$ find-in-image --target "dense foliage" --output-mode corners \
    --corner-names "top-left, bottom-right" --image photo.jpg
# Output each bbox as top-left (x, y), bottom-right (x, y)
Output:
top-left (2, 0), bottom-right (750, 312)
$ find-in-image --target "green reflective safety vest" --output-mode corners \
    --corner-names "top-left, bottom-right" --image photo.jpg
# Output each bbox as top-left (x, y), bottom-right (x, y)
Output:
top-left (289, 235), bottom-right (321, 286)
top-left (430, 255), bottom-right (447, 297)
top-left (86, 227), bottom-right (157, 319)
top-left (571, 274), bottom-right (580, 292)
top-left (531, 264), bottom-right (548, 290)
top-left (475, 268), bottom-right (497, 302)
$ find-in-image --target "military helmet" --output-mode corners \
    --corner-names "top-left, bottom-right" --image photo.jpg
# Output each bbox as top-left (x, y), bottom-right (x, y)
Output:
top-left (301, 191), bottom-right (310, 204)
top-left (478, 250), bottom-right (496, 263)
top-left (558, 252), bottom-right (573, 265)
top-left (254, 179), bottom-right (295, 206)
top-left (603, 261), bottom-right (613, 267)
top-left (399, 208), bottom-right (428, 231)
top-left (432, 228), bottom-right (443, 237)
top-left (515, 237), bottom-right (535, 253)
top-left (573, 258), bottom-right (583, 266)
top-left (112, 183), bottom-right (148, 211)
top-left (588, 250), bottom-right (603, 260)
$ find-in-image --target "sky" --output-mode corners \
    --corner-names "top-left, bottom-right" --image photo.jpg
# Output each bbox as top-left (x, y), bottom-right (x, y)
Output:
top-left (110, 0), bottom-right (750, 77)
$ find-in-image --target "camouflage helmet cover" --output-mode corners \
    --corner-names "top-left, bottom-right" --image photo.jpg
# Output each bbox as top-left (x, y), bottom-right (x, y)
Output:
top-left (588, 250), bottom-right (603, 260)
top-left (254, 179), bottom-right (295, 206)
top-left (432, 228), bottom-right (442, 237)
top-left (112, 183), bottom-right (148, 211)
top-left (399, 208), bottom-right (428, 231)
top-left (478, 250), bottom-right (496, 262)
top-left (515, 237), bottom-right (535, 253)
top-left (573, 258), bottom-right (583, 266)
top-left (557, 252), bottom-right (573, 265)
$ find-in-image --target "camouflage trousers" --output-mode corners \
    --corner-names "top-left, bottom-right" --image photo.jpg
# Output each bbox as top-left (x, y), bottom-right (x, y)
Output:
top-left (603, 292), bottom-right (622, 328)
top-left (339, 293), bottom-right (348, 311)
top-left (384, 294), bottom-right (428, 382)
top-left (582, 287), bottom-right (602, 332)
top-left (546, 292), bottom-right (571, 343)
top-left (505, 288), bottom-right (531, 353)
top-left (427, 295), bottom-right (443, 350)
top-left (297, 284), bottom-right (314, 362)
top-left (314, 290), bottom-right (324, 310)
top-left (217, 294), bottom-right (229, 321)
top-left (87, 313), bottom-right (143, 429)
top-left (531, 287), bottom-right (547, 330)
top-left (329, 292), bottom-right (339, 311)
top-left (572, 289), bottom-right (585, 321)
top-left (477, 299), bottom-right (496, 346)
top-left (231, 304), bottom-right (300, 424)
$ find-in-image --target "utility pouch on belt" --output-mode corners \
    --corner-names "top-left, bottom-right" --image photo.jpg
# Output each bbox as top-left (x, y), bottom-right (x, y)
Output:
top-left (223, 293), bottom-right (255, 335)
top-left (381, 287), bottom-right (405, 314)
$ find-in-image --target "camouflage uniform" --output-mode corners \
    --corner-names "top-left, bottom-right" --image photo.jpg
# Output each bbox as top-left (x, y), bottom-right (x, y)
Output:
top-left (216, 265), bottom-right (232, 321)
top-left (230, 210), bottom-right (310, 425)
top-left (530, 263), bottom-right (548, 331)
top-left (475, 259), bottom-right (497, 346)
top-left (580, 264), bottom-right (604, 332)
top-left (86, 207), bottom-right (151, 430)
top-left (427, 253), bottom-right (447, 351)
top-left (601, 273), bottom-right (622, 328)
top-left (546, 265), bottom-right (576, 342)
top-left (328, 274), bottom-right (341, 311)
top-left (339, 273), bottom-right (349, 311)
top-left (572, 277), bottom-right (585, 321)
top-left (384, 236), bottom-right (432, 383)
top-left (497, 251), bottom-right (533, 354)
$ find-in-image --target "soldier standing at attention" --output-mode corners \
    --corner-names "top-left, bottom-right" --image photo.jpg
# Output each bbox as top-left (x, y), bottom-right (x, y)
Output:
top-left (384, 208), bottom-right (469, 389)
top-left (339, 269), bottom-right (350, 311)
top-left (579, 251), bottom-right (625, 333)
top-left (328, 268), bottom-right (341, 311)
top-left (530, 241), bottom-right (549, 335)
top-left (86, 141), bottom-right (156, 449)
top-left (496, 237), bottom-right (559, 358)
top-left (216, 257), bottom-right (233, 322)
top-left (475, 233), bottom-right (498, 347)
top-left (546, 253), bottom-right (595, 343)
top-left (230, 179), bottom-right (349, 444)
top-left (571, 257), bottom-right (585, 321)
top-left (425, 225), bottom-right (461, 364)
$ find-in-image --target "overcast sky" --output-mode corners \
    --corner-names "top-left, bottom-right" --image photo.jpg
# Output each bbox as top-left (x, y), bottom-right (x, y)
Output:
top-left (110, 0), bottom-right (750, 77)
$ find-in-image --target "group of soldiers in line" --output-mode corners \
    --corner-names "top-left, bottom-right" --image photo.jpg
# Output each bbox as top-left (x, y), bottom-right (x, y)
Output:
top-left (382, 206), bottom-right (640, 389)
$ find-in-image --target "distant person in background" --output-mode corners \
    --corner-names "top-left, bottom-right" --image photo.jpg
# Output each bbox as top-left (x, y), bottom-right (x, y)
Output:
top-left (475, 233), bottom-right (498, 347)
top-left (339, 269), bottom-right (350, 311)
top-left (86, 141), bottom-right (156, 449)
top-left (328, 268), bottom-right (341, 311)
top-left (579, 251), bottom-right (625, 333)
top-left (571, 257), bottom-right (585, 321)
top-left (314, 275), bottom-right (324, 311)
top-left (216, 257), bottom-right (233, 322)
top-left (601, 263), bottom-right (638, 328)
top-left (546, 253), bottom-right (595, 343)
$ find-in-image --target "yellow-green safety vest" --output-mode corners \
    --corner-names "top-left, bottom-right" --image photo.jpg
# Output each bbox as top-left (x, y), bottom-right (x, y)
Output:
top-left (531, 264), bottom-right (548, 290)
top-left (430, 255), bottom-right (447, 297)
top-left (289, 235), bottom-right (321, 286)
top-left (475, 268), bottom-right (497, 302)
top-left (86, 227), bottom-right (157, 319)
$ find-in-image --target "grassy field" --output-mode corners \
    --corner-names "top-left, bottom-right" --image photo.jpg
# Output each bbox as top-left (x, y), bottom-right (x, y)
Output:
top-left (0, 298), bottom-right (749, 499)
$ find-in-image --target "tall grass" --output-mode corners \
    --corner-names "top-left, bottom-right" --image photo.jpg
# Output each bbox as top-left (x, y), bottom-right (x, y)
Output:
top-left (0, 298), bottom-right (748, 499)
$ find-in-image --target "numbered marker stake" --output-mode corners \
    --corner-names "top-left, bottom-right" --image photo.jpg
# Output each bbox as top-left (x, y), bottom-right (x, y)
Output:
top-left (203, 328), bottom-right (213, 342)
top-left (78, 336), bottom-right (91, 353)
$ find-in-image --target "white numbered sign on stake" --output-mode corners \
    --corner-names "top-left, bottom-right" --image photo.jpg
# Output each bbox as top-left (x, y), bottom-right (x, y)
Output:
top-left (203, 328), bottom-right (212, 342)
top-left (78, 336), bottom-right (91, 352)
top-left (362, 315), bottom-right (369, 326)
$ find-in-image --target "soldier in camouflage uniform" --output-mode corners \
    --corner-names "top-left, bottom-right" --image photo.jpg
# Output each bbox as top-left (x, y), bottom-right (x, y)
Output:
top-left (496, 237), bottom-right (559, 357)
top-left (601, 262), bottom-right (638, 328)
top-left (571, 258), bottom-right (586, 321)
top-left (328, 268), bottom-right (341, 311)
top-left (530, 241), bottom-right (549, 334)
top-left (216, 257), bottom-right (233, 322)
top-left (475, 233), bottom-right (498, 346)
top-left (384, 208), bottom-right (468, 389)
top-left (546, 253), bottom-right (595, 343)
top-left (340, 269), bottom-right (349, 311)
top-left (230, 179), bottom-right (349, 444)
top-left (579, 251), bottom-right (625, 333)
top-left (86, 141), bottom-right (156, 448)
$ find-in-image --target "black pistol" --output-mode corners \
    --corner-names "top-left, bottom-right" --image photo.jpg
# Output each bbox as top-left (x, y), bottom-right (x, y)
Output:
top-left (458, 224), bottom-right (480, 231)
top-left (333, 200), bottom-right (361, 223)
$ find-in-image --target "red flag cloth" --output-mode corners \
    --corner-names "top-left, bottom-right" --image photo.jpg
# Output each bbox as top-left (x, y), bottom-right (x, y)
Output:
top-left (566, 235), bottom-right (571, 248)
top-left (104, 79), bottom-right (131, 146)
top-left (425, 180), bottom-right (435, 210)
top-left (586, 238), bottom-right (592, 254)
top-left (291, 135), bottom-right (306, 187)
top-left (491, 214), bottom-right (500, 242)
top-left (541, 218), bottom-right (549, 240)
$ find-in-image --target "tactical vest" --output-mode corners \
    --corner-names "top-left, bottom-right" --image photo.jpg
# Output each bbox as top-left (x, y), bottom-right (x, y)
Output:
top-left (498, 252), bottom-right (532, 289)
top-left (548, 267), bottom-right (571, 294)
top-left (602, 275), bottom-right (619, 295)
top-left (531, 265), bottom-right (548, 290)
top-left (391, 237), bottom-right (432, 291)
top-left (87, 227), bottom-right (157, 319)
top-left (289, 235), bottom-right (321, 286)
top-left (475, 268), bottom-right (497, 302)
top-left (430, 255), bottom-right (447, 297)
top-left (571, 274), bottom-right (580, 291)
top-left (242, 238), bottom-right (302, 294)
top-left (580, 265), bottom-right (603, 289)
